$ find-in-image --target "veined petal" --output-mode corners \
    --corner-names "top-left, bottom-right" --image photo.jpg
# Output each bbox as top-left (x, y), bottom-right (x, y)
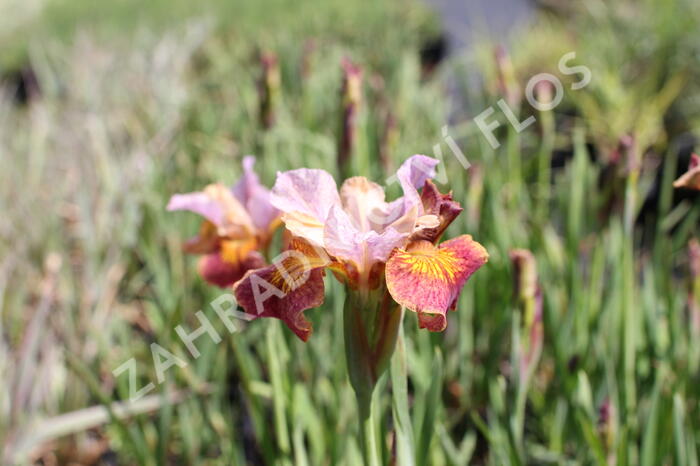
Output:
top-left (340, 176), bottom-right (387, 232)
top-left (324, 205), bottom-right (363, 265)
top-left (673, 153), bottom-right (700, 190)
top-left (271, 168), bottom-right (341, 234)
top-left (198, 250), bottom-right (265, 288)
top-left (385, 236), bottom-right (488, 331)
top-left (365, 227), bottom-right (409, 264)
top-left (233, 238), bottom-right (330, 341)
top-left (324, 206), bottom-right (409, 272)
top-left (233, 156), bottom-right (279, 230)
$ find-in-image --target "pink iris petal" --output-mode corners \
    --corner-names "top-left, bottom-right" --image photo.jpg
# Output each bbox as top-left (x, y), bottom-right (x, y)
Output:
top-left (167, 184), bottom-right (254, 239)
top-left (232, 156), bottom-right (262, 202)
top-left (167, 191), bottom-right (225, 227)
top-left (324, 205), bottom-right (363, 265)
top-left (365, 227), bottom-right (407, 263)
top-left (339, 176), bottom-right (388, 232)
top-left (395, 154), bottom-right (439, 212)
top-left (232, 156), bottom-right (279, 230)
top-left (270, 168), bottom-right (341, 246)
top-left (324, 205), bottom-right (409, 268)
top-left (270, 157), bottom-right (439, 273)
top-left (270, 168), bottom-right (340, 221)
top-left (383, 155), bottom-right (439, 228)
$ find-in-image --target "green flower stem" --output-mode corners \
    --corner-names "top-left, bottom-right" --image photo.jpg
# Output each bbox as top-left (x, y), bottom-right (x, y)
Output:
top-left (623, 145), bottom-right (640, 431)
top-left (358, 392), bottom-right (380, 466)
top-left (267, 324), bottom-right (291, 455)
top-left (343, 286), bottom-right (403, 465)
top-left (390, 321), bottom-right (416, 466)
top-left (536, 102), bottom-right (555, 223)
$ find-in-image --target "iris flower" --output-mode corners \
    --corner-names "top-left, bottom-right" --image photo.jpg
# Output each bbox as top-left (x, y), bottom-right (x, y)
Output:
top-left (172, 154), bottom-right (487, 462)
top-left (233, 155), bottom-right (488, 341)
top-left (167, 156), bottom-right (279, 287)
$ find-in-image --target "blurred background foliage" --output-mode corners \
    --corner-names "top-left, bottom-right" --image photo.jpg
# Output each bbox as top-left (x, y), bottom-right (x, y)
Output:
top-left (1, 0), bottom-right (699, 464)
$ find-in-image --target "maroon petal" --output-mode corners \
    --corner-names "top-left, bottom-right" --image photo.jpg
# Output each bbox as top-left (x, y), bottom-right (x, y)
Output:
top-left (413, 179), bottom-right (463, 243)
top-left (234, 239), bottom-right (329, 341)
top-left (198, 250), bottom-right (265, 288)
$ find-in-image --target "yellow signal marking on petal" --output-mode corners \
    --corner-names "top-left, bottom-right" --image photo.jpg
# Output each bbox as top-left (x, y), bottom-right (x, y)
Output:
top-left (393, 241), bottom-right (461, 283)
top-left (399, 250), bottom-right (459, 282)
top-left (220, 237), bottom-right (258, 264)
top-left (386, 235), bottom-right (488, 325)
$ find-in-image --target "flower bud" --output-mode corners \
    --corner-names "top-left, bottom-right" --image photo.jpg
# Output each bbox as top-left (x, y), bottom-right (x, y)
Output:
top-left (258, 51), bottom-right (280, 129)
top-left (510, 249), bottom-right (542, 381)
top-left (510, 249), bottom-right (538, 303)
top-left (494, 45), bottom-right (520, 108)
top-left (598, 398), bottom-right (616, 463)
top-left (337, 59), bottom-right (362, 177)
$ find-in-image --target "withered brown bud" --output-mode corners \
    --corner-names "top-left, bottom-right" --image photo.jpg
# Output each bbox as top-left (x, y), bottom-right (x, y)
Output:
top-left (258, 51), bottom-right (280, 129)
top-left (337, 58), bottom-right (362, 176)
top-left (510, 249), bottom-right (538, 303)
top-left (598, 398), bottom-right (616, 459)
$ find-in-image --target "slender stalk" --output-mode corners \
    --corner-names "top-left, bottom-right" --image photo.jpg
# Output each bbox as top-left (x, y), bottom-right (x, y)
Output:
top-left (267, 325), bottom-right (291, 455)
top-left (623, 168), bottom-right (639, 236)
top-left (622, 141), bottom-right (640, 444)
top-left (506, 123), bottom-right (522, 199)
top-left (390, 322), bottom-right (415, 466)
top-left (536, 103), bottom-right (555, 223)
top-left (358, 395), bottom-right (380, 466)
